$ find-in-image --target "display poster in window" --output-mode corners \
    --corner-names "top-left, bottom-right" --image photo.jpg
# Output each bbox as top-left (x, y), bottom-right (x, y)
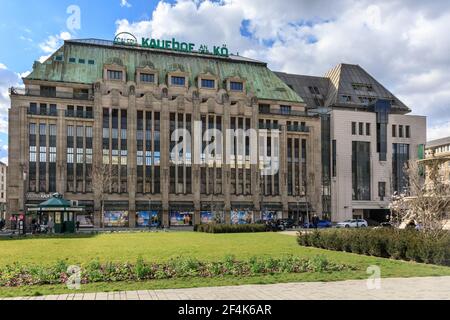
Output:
top-left (137, 211), bottom-right (159, 227)
top-left (170, 211), bottom-right (193, 226)
top-left (103, 211), bottom-right (129, 227)
top-left (231, 210), bottom-right (253, 225)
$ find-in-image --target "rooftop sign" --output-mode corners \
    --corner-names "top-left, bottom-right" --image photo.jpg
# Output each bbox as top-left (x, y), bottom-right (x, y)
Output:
top-left (113, 32), bottom-right (229, 57)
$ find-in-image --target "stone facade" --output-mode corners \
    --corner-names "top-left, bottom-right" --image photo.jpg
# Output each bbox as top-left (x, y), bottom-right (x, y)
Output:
top-left (0, 162), bottom-right (6, 219)
top-left (276, 64), bottom-right (427, 222)
top-left (425, 136), bottom-right (450, 183)
top-left (6, 39), bottom-right (322, 228)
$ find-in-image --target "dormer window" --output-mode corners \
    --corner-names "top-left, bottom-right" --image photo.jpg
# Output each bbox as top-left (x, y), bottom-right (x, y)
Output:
top-left (230, 81), bottom-right (244, 91)
top-left (171, 76), bottom-right (186, 86)
top-left (140, 73), bottom-right (155, 83)
top-left (201, 79), bottom-right (215, 89)
top-left (107, 70), bottom-right (123, 81)
top-left (340, 95), bottom-right (352, 103)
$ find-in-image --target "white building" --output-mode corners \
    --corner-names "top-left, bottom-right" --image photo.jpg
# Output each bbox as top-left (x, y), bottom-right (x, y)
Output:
top-left (276, 63), bottom-right (427, 223)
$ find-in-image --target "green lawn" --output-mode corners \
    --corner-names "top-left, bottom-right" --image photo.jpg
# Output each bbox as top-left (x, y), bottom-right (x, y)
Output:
top-left (0, 231), bottom-right (449, 297)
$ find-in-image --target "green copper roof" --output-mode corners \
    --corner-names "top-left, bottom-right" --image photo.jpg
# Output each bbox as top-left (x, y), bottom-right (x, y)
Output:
top-left (39, 196), bottom-right (71, 208)
top-left (27, 39), bottom-right (303, 103)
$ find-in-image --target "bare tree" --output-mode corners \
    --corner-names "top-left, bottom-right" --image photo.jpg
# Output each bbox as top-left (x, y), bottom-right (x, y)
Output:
top-left (390, 158), bottom-right (450, 236)
top-left (89, 163), bottom-right (112, 228)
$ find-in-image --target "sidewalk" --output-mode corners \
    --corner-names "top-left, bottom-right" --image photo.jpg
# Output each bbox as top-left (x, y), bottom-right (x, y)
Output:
top-left (2, 276), bottom-right (449, 300)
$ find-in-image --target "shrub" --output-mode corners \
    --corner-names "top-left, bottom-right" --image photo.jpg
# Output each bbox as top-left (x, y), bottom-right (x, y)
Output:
top-left (194, 224), bottom-right (267, 234)
top-left (298, 228), bottom-right (450, 266)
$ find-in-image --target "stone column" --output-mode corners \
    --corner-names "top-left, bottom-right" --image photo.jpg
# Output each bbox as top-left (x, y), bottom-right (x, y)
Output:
top-left (280, 123), bottom-right (289, 219)
top-left (127, 85), bottom-right (137, 228)
top-left (56, 105), bottom-right (66, 195)
top-left (93, 82), bottom-right (103, 227)
top-left (160, 95), bottom-right (170, 226)
top-left (192, 93), bottom-right (201, 224)
top-left (223, 96), bottom-right (231, 224)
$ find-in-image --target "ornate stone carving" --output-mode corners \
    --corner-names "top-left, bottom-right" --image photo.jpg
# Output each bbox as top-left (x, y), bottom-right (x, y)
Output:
top-left (162, 88), bottom-right (168, 99)
top-left (128, 85), bottom-right (135, 96)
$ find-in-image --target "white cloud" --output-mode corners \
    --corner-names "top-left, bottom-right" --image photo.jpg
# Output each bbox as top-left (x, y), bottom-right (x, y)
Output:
top-left (0, 63), bottom-right (23, 135)
top-left (120, 0), bottom-right (132, 8)
top-left (115, 0), bottom-right (450, 141)
top-left (39, 32), bottom-right (72, 54)
top-left (38, 31), bottom-right (72, 63)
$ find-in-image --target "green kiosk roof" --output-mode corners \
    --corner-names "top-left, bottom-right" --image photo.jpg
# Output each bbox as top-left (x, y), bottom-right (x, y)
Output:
top-left (39, 196), bottom-right (72, 208)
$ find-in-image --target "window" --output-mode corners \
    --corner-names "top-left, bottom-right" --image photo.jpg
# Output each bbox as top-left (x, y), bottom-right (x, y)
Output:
top-left (78, 59), bottom-right (85, 64)
top-left (88, 60), bottom-right (95, 65)
top-left (280, 105), bottom-right (291, 115)
top-left (340, 95), bottom-right (352, 103)
top-left (69, 57), bottom-right (76, 63)
top-left (140, 73), bottom-right (155, 83)
top-left (406, 125), bottom-right (410, 138)
top-left (230, 81), bottom-right (244, 91)
top-left (50, 104), bottom-right (57, 116)
top-left (29, 103), bottom-right (37, 114)
top-left (352, 122), bottom-right (357, 135)
top-left (378, 182), bottom-right (386, 200)
top-left (55, 56), bottom-right (63, 61)
top-left (107, 70), bottom-right (123, 81)
top-left (40, 86), bottom-right (56, 98)
top-left (201, 79), bottom-right (215, 89)
top-left (366, 123), bottom-right (371, 136)
top-left (259, 104), bottom-right (270, 114)
top-left (359, 122), bottom-right (364, 135)
top-left (332, 140), bottom-right (337, 177)
top-left (352, 141), bottom-right (371, 201)
top-left (74, 88), bottom-right (89, 100)
top-left (314, 97), bottom-right (324, 107)
top-left (392, 125), bottom-right (396, 137)
top-left (171, 76), bottom-right (186, 86)
top-left (393, 143), bottom-right (410, 193)
top-left (399, 125), bottom-right (404, 138)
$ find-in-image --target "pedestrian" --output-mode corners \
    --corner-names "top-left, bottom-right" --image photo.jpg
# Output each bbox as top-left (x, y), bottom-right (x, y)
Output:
top-left (313, 214), bottom-right (319, 229)
top-left (76, 220), bottom-right (80, 232)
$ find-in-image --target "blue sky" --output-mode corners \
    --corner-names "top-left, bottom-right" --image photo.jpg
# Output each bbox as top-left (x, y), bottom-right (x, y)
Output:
top-left (0, 0), bottom-right (163, 72)
top-left (1, 0), bottom-right (450, 164)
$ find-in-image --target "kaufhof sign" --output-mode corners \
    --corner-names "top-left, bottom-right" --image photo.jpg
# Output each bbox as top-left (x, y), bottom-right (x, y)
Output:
top-left (113, 32), bottom-right (229, 57)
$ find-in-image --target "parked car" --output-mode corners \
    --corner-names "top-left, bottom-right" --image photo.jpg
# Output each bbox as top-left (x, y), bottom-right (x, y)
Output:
top-left (303, 220), bottom-right (332, 229)
top-left (274, 219), bottom-right (297, 231)
top-left (335, 219), bottom-right (368, 228)
top-left (374, 222), bottom-right (394, 229)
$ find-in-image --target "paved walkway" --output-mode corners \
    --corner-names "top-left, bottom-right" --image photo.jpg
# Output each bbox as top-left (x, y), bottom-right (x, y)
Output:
top-left (2, 276), bottom-right (449, 300)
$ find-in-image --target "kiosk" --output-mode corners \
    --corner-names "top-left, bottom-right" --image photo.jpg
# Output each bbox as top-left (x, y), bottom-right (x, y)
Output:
top-left (27, 193), bottom-right (84, 234)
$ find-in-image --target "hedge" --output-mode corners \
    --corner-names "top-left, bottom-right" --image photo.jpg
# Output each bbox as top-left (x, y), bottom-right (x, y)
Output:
top-left (0, 255), bottom-right (355, 288)
top-left (194, 224), bottom-right (267, 233)
top-left (298, 228), bottom-right (450, 266)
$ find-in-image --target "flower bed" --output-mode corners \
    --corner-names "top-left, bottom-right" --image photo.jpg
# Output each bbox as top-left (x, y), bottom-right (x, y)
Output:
top-left (298, 229), bottom-right (450, 266)
top-left (0, 255), bottom-right (355, 288)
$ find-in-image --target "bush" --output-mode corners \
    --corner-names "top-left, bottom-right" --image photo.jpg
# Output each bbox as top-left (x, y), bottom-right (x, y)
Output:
top-left (194, 224), bottom-right (267, 233)
top-left (297, 229), bottom-right (450, 266)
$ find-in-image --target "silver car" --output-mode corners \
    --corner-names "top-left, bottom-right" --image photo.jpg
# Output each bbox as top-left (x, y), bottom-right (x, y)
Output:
top-left (335, 219), bottom-right (368, 228)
